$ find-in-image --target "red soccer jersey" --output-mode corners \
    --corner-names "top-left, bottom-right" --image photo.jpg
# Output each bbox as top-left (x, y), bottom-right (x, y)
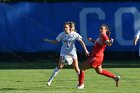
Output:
top-left (90, 34), bottom-right (109, 58)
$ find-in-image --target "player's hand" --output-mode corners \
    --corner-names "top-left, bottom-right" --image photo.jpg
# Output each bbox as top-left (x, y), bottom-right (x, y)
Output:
top-left (43, 38), bottom-right (49, 42)
top-left (88, 37), bottom-right (92, 41)
top-left (85, 50), bottom-right (90, 56)
top-left (134, 42), bottom-right (137, 46)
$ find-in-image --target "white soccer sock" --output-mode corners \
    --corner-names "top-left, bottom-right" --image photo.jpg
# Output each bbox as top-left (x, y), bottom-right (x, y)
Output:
top-left (48, 67), bottom-right (60, 83)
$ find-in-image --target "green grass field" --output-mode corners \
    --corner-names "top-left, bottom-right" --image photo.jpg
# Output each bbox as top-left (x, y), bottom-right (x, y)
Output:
top-left (0, 60), bottom-right (139, 93)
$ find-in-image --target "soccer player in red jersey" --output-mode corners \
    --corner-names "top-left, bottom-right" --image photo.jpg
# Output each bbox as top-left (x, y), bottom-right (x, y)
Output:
top-left (77, 24), bottom-right (120, 89)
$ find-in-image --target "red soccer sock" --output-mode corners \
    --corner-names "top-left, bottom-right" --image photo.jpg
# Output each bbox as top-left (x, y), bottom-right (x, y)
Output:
top-left (101, 70), bottom-right (115, 78)
top-left (79, 70), bottom-right (84, 85)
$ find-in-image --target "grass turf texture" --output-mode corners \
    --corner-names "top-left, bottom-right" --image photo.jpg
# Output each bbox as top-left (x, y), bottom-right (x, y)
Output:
top-left (0, 60), bottom-right (139, 93)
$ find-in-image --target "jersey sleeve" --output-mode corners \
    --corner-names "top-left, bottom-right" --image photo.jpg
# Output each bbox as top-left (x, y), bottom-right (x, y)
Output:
top-left (135, 31), bottom-right (140, 39)
top-left (56, 32), bottom-right (63, 42)
top-left (75, 32), bottom-right (82, 41)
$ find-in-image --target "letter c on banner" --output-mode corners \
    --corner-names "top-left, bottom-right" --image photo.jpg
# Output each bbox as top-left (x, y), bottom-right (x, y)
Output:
top-left (115, 7), bottom-right (140, 46)
top-left (79, 8), bottom-right (105, 46)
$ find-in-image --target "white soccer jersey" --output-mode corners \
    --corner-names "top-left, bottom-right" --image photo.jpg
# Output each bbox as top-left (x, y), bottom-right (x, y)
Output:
top-left (56, 31), bottom-right (82, 58)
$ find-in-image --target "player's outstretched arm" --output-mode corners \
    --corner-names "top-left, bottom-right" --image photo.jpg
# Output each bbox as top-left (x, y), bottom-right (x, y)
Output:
top-left (43, 38), bottom-right (59, 44)
top-left (79, 39), bottom-right (90, 56)
top-left (133, 37), bottom-right (138, 46)
top-left (134, 30), bottom-right (140, 46)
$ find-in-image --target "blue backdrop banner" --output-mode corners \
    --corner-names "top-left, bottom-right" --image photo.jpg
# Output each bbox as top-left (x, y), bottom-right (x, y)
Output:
top-left (0, 2), bottom-right (140, 52)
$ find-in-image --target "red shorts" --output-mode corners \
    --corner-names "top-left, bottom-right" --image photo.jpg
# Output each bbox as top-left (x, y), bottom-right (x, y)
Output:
top-left (87, 56), bottom-right (104, 68)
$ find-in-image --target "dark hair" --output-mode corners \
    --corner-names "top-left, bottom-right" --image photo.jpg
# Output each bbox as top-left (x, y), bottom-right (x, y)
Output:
top-left (101, 24), bottom-right (111, 39)
top-left (64, 22), bottom-right (71, 30)
top-left (66, 21), bottom-right (76, 31)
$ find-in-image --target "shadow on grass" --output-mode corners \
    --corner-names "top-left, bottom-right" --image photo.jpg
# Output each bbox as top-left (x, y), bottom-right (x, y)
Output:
top-left (0, 87), bottom-right (49, 91)
top-left (0, 88), bottom-right (30, 91)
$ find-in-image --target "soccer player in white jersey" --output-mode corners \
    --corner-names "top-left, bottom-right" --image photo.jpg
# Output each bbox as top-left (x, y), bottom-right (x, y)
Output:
top-left (134, 30), bottom-right (140, 46)
top-left (44, 21), bottom-right (89, 86)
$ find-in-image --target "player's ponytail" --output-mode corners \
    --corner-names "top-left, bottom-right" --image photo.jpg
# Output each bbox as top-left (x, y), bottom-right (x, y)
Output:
top-left (107, 30), bottom-right (111, 39)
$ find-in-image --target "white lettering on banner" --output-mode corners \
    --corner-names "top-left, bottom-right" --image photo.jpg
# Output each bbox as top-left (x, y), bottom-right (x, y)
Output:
top-left (80, 7), bottom-right (140, 56)
top-left (115, 7), bottom-right (140, 45)
top-left (79, 8), bottom-right (105, 46)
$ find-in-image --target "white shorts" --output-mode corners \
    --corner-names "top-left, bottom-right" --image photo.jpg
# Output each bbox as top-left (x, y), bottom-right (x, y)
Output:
top-left (60, 51), bottom-right (77, 59)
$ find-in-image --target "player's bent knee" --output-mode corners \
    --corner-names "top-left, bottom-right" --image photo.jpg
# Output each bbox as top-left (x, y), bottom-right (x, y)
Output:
top-left (96, 70), bottom-right (102, 74)
top-left (58, 65), bottom-right (63, 69)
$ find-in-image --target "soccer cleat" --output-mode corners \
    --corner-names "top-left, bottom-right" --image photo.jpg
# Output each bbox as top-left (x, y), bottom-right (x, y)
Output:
top-left (47, 81), bottom-right (51, 86)
top-left (114, 76), bottom-right (120, 87)
top-left (77, 84), bottom-right (84, 89)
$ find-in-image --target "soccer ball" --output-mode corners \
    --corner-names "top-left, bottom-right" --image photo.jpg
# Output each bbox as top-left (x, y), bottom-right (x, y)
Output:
top-left (63, 55), bottom-right (73, 65)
